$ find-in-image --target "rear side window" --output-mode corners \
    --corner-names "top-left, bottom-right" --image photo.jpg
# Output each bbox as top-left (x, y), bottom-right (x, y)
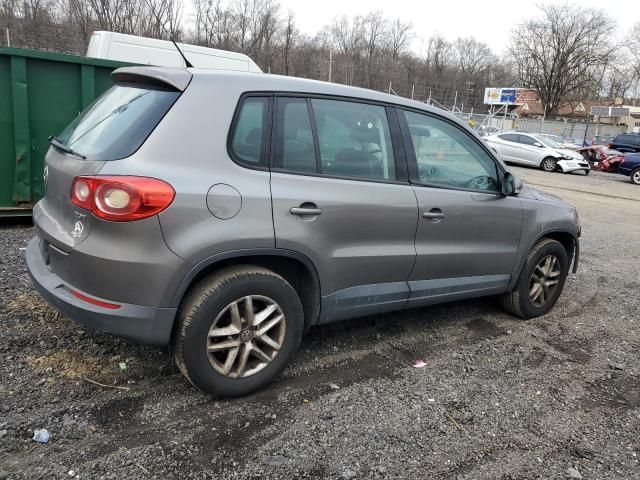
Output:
top-left (57, 83), bottom-right (179, 161)
top-left (273, 98), bottom-right (316, 172)
top-left (230, 97), bottom-right (269, 166)
top-left (273, 97), bottom-right (397, 181)
top-left (312, 99), bottom-right (395, 180)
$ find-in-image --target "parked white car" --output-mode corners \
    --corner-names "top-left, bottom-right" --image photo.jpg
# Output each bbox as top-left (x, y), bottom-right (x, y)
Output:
top-left (485, 132), bottom-right (590, 174)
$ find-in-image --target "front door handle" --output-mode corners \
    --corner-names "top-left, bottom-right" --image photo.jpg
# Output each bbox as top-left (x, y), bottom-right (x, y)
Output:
top-left (423, 208), bottom-right (444, 220)
top-left (290, 203), bottom-right (322, 216)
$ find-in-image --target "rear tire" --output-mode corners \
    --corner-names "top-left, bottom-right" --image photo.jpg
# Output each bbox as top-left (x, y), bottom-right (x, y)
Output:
top-left (500, 238), bottom-right (569, 319)
top-left (173, 265), bottom-right (303, 397)
top-left (541, 157), bottom-right (557, 172)
top-left (631, 167), bottom-right (640, 185)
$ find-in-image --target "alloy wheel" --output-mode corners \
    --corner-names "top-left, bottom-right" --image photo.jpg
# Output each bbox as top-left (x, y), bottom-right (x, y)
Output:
top-left (529, 255), bottom-right (561, 307)
top-left (542, 158), bottom-right (556, 172)
top-left (632, 170), bottom-right (640, 185)
top-left (206, 295), bottom-right (286, 379)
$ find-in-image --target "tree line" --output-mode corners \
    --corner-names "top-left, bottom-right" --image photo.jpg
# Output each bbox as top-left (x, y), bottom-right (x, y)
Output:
top-left (1, 0), bottom-right (639, 116)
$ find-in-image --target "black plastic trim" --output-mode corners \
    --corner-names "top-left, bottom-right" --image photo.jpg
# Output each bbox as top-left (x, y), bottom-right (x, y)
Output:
top-left (169, 248), bottom-right (322, 324)
top-left (508, 228), bottom-right (579, 290)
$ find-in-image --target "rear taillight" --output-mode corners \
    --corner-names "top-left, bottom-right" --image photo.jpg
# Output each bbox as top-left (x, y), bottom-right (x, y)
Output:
top-left (71, 176), bottom-right (175, 221)
top-left (608, 143), bottom-right (614, 148)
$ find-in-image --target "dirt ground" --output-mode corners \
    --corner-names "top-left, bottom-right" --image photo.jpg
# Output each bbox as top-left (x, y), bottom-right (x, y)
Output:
top-left (0, 166), bottom-right (639, 479)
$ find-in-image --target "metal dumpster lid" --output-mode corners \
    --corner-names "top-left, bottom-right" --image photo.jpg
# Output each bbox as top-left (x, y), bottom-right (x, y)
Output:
top-left (111, 66), bottom-right (192, 91)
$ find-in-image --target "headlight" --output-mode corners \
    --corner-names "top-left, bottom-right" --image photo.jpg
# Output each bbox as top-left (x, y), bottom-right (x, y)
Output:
top-left (562, 154), bottom-right (572, 160)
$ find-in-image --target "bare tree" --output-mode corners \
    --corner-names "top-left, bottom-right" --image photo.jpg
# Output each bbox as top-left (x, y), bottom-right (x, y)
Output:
top-left (388, 18), bottom-right (411, 61)
top-left (282, 9), bottom-right (295, 75)
top-left (454, 37), bottom-right (491, 77)
top-left (510, 4), bottom-right (618, 117)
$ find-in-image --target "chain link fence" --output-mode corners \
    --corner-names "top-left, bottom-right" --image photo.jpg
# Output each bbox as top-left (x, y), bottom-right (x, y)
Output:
top-left (451, 111), bottom-right (626, 145)
top-left (0, 22), bottom-right (89, 55)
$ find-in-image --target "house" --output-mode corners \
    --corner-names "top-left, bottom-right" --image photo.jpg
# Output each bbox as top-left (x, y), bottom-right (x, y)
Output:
top-left (514, 99), bottom-right (640, 132)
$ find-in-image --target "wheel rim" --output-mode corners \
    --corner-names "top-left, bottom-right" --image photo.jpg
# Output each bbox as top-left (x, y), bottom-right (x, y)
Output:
top-left (543, 158), bottom-right (555, 171)
top-left (529, 255), bottom-right (561, 307)
top-left (633, 170), bottom-right (640, 184)
top-left (206, 295), bottom-right (286, 379)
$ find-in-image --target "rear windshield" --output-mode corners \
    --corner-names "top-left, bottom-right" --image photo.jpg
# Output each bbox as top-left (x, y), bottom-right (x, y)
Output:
top-left (56, 83), bottom-right (180, 161)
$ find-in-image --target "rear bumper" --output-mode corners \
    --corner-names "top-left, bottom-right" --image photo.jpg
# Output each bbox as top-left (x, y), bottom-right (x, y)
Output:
top-left (26, 237), bottom-right (176, 346)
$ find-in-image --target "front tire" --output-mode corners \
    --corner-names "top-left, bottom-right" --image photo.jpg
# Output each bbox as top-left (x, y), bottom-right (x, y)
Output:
top-left (541, 157), bottom-right (558, 172)
top-left (631, 167), bottom-right (640, 185)
top-left (173, 266), bottom-right (303, 397)
top-left (500, 238), bottom-right (569, 319)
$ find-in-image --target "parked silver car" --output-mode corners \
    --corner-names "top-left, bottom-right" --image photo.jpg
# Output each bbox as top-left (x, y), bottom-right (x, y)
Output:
top-left (27, 67), bottom-right (581, 396)
top-left (485, 132), bottom-right (590, 174)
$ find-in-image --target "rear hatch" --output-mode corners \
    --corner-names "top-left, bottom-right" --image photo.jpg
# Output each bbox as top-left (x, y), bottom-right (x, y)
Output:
top-left (35, 68), bottom-right (188, 251)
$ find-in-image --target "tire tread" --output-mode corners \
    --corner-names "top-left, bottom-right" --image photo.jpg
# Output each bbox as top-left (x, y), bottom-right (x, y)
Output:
top-left (173, 265), bottom-right (294, 392)
top-left (500, 238), bottom-right (562, 319)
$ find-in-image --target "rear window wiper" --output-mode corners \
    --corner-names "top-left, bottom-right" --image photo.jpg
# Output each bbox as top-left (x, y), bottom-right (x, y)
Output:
top-left (48, 136), bottom-right (86, 160)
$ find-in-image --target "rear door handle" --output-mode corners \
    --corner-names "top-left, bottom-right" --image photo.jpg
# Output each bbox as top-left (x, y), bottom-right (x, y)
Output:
top-left (423, 209), bottom-right (444, 220)
top-left (290, 203), bottom-right (322, 216)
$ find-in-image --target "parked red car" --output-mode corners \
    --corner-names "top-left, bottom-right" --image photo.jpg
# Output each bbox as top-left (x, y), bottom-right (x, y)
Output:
top-left (577, 146), bottom-right (624, 172)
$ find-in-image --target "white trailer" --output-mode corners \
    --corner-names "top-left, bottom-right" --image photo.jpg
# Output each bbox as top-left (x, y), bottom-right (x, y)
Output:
top-left (87, 31), bottom-right (262, 73)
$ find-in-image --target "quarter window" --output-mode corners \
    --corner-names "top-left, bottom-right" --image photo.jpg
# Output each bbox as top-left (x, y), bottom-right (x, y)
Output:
top-left (230, 97), bottom-right (268, 166)
top-left (401, 110), bottom-right (500, 192)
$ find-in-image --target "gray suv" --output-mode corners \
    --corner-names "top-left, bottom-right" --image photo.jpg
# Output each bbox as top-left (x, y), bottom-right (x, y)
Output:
top-left (27, 67), bottom-right (581, 396)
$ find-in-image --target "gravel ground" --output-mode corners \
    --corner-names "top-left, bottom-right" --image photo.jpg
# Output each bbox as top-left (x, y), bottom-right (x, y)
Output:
top-left (1, 167), bottom-right (639, 479)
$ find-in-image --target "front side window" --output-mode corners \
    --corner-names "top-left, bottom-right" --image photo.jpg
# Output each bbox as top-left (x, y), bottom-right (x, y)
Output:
top-left (230, 96), bottom-right (269, 166)
top-left (519, 135), bottom-right (539, 146)
top-left (401, 110), bottom-right (500, 192)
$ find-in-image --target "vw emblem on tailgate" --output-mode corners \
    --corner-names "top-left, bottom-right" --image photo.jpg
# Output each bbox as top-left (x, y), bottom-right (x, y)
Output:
top-left (71, 220), bottom-right (84, 238)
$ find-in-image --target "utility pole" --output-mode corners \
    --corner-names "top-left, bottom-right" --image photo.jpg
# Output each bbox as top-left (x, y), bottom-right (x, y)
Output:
top-left (5, 28), bottom-right (9, 47)
top-left (452, 91), bottom-right (458, 113)
top-left (411, 84), bottom-right (415, 100)
top-left (327, 50), bottom-right (333, 83)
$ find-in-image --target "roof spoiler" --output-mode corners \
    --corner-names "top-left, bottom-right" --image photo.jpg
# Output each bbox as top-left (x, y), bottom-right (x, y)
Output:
top-left (111, 66), bottom-right (192, 91)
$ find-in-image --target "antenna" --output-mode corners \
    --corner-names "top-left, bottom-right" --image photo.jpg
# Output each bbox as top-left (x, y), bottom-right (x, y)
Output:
top-left (144, 0), bottom-right (194, 68)
top-left (169, 37), bottom-right (193, 68)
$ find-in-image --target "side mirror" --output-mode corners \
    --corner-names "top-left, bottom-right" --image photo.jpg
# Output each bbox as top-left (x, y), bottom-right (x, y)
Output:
top-left (502, 172), bottom-right (522, 196)
top-left (533, 142), bottom-right (543, 148)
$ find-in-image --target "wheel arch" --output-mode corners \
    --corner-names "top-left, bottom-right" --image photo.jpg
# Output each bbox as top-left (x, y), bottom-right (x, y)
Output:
top-left (170, 249), bottom-right (322, 330)
top-left (509, 228), bottom-right (579, 290)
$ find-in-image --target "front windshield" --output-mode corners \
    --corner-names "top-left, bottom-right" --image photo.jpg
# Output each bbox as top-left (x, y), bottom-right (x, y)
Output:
top-left (57, 83), bottom-right (179, 160)
top-left (536, 135), bottom-right (563, 149)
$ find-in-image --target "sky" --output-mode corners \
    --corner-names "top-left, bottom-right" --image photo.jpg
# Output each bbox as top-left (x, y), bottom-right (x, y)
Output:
top-left (265, 0), bottom-right (639, 55)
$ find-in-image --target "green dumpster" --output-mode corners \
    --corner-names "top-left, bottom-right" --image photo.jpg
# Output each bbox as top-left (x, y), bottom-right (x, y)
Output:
top-left (0, 47), bottom-right (135, 216)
